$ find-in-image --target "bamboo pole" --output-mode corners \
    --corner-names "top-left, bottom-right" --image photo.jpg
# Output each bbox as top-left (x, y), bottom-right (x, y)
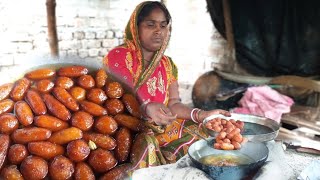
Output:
top-left (46, 0), bottom-right (59, 57)
top-left (222, 0), bottom-right (235, 70)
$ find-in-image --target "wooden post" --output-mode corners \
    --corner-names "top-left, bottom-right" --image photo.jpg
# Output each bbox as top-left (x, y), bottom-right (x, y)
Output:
top-left (46, 0), bottom-right (59, 57)
top-left (221, 0), bottom-right (248, 74)
top-left (222, 0), bottom-right (235, 70)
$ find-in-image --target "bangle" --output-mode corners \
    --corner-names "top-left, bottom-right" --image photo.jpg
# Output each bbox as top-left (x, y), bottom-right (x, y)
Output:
top-left (190, 108), bottom-right (200, 123)
top-left (196, 109), bottom-right (203, 123)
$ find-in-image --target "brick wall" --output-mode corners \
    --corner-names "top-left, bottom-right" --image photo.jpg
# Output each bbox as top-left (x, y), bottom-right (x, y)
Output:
top-left (0, 0), bottom-right (228, 104)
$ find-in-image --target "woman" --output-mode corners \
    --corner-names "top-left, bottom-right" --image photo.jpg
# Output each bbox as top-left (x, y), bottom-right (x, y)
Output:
top-left (104, 1), bottom-right (230, 170)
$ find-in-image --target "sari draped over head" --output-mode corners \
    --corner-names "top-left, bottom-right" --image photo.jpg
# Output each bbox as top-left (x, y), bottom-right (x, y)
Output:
top-left (104, 1), bottom-right (177, 106)
top-left (104, 1), bottom-right (206, 171)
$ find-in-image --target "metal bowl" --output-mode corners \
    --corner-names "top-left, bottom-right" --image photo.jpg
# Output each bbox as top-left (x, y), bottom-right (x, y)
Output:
top-left (0, 57), bottom-right (104, 85)
top-left (203, 113), bottom-right (280, 142)
top-left (188, 138), bottom-right (269, 180)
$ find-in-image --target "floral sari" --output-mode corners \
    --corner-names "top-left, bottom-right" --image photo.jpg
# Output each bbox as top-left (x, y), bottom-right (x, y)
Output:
top-left (104, 1), bottom-right (206, 171)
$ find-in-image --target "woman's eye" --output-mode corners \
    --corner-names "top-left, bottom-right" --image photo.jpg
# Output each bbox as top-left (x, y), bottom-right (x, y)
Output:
top-left (147, 23), bottom-right (155, 27)
top-left (161, 24), bottom-right (167, 28)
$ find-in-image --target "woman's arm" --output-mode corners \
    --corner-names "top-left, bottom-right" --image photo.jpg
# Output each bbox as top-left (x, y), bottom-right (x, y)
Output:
top-left (167, 81), bottom-right (193, 119)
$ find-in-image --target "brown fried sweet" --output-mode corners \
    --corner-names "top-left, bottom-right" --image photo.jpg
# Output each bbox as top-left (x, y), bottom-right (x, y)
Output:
top-left (95, 69), bottom-right (108, 88)
top-left (52, 87), bottom-right (79, 111)
top-left (25, 89), bottom-right (47, 115)
top-left (10, 77), bottom-right (31, 101)
top-left (105, 98), bottom-right (124, 116)
top-left (74, 162), bottom-right (95, 180)
top-left (0, 83), bottom-right (13, 101)
top-left (20, 155), bottom-right (48, 180)
top-left (69, 86), bottom-right (86, 101)
top-left (87, 88), bottom-right (107, 105)
top-left (42, 94), bottom-right (71, 121)
top-left (25, 68), bottom-right (56, 80)
top-left (66, 139), bottom-right (90, 162)
top-left (95, 115), bottom-right (118, 135)
top-left (114, 127), bottom-right (132, 163)
top-left (105, 82), bottom-right (124, 99)
top-left (28, 141), bottom-right (65, 160)
top-left (78, 75), bottom-right (95, 89)
top-left (71, 111), bottom-right (94, 131)
top-left (35, 79), bottom-right (55, 93)
top-left (48, 127), bottom-right (83, 145)
top-left (58, 65), bottom-right (88, 77)
top-left (122, 93), bottom-right (141, 118)
top-left (49, 155), bottom-right (74, 180)
top-left (99, 163), bottom-right (132, 180)
top-left (130, 133), bottom-right (145, 165)
top-left (14, 101), bottom-right (34, 126)
top-left (79, 100), bottom-right (107, 116)
top-left (88, 148), bottom-right (117, 173)
top-left (0, 134), bottom-right (10, 170)
top-left (0, 165), bottom-right (24, 180)
top-left (33, 115), bottom-right (69, 132)
top-left (0, 113), bottom-right (19, 134)
top-left (12, 127), bottom-right (51, 144)
top-left (0, 99), bottom-right (14, 115)
top-left (206, 118), bottom-right (247, 150)
top-left (83, 132), bottom-right (117, 150)
top-left (8, 144), bottom-right (29, 165)
top-left (55, 76), bottom-right (74, 89)
top-left (114, 114), bottom-right (145, 132)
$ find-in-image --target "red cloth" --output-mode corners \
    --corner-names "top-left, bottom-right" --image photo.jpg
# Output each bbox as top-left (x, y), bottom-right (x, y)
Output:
top-left (105, 47), bottom-right (177, 104)
top-left (233, 85), bottom-right (294, 122)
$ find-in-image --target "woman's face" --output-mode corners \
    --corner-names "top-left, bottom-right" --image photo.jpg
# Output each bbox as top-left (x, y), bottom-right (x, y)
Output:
top-left (138, 8), bottom-right (169, 53)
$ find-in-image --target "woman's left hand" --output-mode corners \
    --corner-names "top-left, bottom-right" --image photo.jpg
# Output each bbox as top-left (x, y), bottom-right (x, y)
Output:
top-left (198, 109), bottom-right (231, 123)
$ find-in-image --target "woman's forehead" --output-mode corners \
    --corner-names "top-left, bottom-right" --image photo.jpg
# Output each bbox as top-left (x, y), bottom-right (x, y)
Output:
top-left (142, 8), bottom-right (166, 21)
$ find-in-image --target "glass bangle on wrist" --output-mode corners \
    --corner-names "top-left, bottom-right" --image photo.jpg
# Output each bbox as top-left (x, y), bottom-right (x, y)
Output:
top-left (190, 108), bottom-right (201, 123)
top-left (196, 109), bottom-right (203, 123)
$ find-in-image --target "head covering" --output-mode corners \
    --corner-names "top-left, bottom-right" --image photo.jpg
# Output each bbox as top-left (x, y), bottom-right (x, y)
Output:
top-left (124, 1), bottom-right (172, 91)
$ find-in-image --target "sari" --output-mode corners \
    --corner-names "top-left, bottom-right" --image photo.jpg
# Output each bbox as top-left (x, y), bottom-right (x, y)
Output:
top-left (104, 1), bottom-right (207, 170)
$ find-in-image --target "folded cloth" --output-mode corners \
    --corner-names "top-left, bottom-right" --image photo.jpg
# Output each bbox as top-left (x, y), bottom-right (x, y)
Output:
top-left (233, 85), bottom-right (294, 122)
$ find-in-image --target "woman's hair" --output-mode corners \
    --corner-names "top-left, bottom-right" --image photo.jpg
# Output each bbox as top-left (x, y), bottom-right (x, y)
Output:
top-left (137, 1), bottom-right (171, 25)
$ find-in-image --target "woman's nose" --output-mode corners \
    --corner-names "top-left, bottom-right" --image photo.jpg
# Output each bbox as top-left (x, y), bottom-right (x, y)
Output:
top-left (154, 25), bottom-right (162, 34)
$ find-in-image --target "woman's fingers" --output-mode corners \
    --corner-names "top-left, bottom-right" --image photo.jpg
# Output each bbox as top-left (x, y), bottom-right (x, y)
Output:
top-left (152, 108), bottom-right (176, 125)
top-left (160, 108), bottom-right (176, 120)
top-left (200, 109), bottom-right (231, 123)
top-left (145, 104), bottom-right (177, 125)
top-left (159, 107), bottom-right (173, 115)
top-left (218, 110), bottom-right (231, 117)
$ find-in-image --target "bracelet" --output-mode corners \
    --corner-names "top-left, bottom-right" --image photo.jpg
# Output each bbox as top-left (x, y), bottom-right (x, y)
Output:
top-left (195, 109), bottom-right (203, 123)
top-left (190, 108), bottom-right (200, 123)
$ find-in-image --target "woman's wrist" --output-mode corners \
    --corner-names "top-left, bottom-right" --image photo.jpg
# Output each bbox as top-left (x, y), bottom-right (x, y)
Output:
top-left (140, 101), bottom-right (152, 120)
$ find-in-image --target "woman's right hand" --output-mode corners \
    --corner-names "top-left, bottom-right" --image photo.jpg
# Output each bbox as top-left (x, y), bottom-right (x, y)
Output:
top-left (144, 102), bottom-right (177, 126)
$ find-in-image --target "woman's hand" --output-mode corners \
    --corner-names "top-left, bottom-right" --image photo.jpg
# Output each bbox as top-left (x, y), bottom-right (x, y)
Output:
top-left (198, 109), bottom-right (231, 123)
top-left (145, 102), bottom-right (177, 126)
